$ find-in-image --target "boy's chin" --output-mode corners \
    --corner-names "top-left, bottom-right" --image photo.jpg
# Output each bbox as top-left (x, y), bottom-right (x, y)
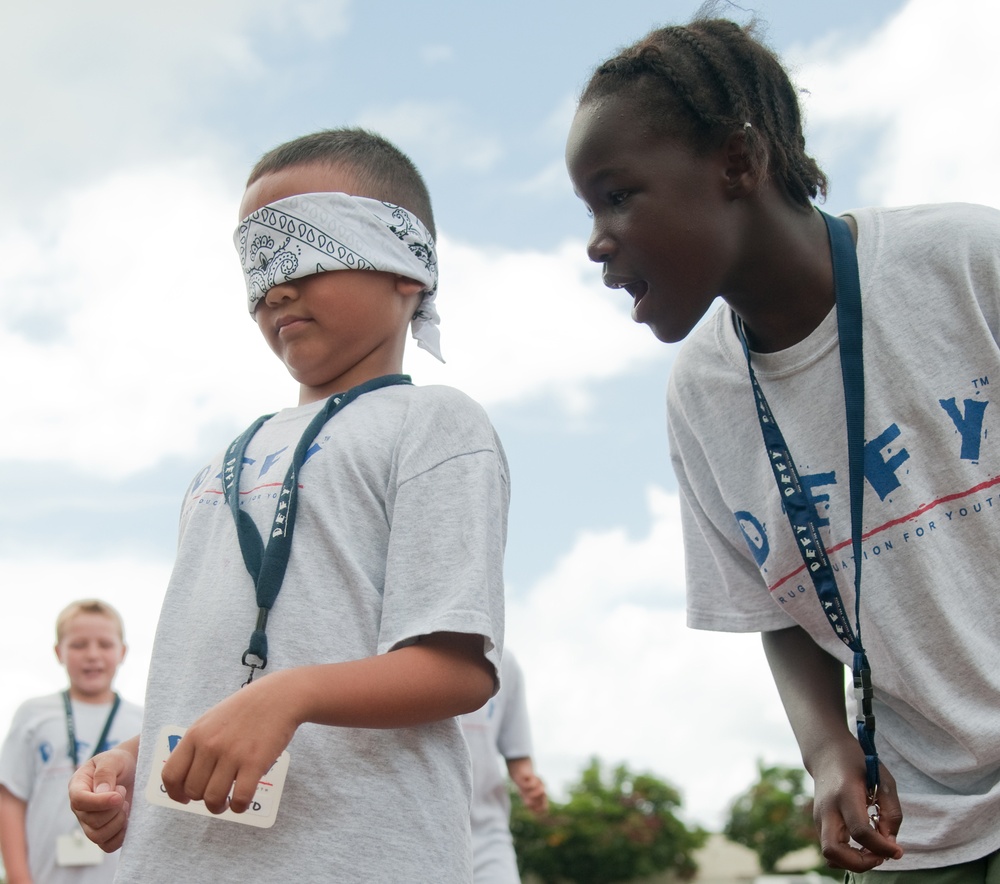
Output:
top-left (71, 680), bottom-right (117, 699)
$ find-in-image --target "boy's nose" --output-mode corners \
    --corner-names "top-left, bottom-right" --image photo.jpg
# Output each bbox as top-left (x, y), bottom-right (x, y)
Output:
top-left (263, 282), bottom-right (299, 307)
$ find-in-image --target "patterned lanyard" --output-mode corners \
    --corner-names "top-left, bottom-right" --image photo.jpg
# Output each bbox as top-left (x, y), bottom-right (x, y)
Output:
top-left (221, 374), bottom-right (412, 685)
top-left (735, 211), bottom-right (881, 816)
top-left (62, 691), bottom-right (121, 767)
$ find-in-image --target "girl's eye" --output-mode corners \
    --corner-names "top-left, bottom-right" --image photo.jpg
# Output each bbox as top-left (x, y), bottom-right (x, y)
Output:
top-left (609, 191), bottom-right (630, 206)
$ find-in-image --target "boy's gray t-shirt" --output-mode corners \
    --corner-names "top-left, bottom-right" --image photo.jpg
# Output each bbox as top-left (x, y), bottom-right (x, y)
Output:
top-left (461, 650), bottom-right (535, 884)
top-left (669, 203), bottom-right (1000, 869)
top-left (0, 693), bottom-right (143, 884)
top-left (116, 383), bottom-right (508, 884)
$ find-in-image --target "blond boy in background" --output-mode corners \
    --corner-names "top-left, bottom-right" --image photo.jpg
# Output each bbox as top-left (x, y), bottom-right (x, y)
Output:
top-left (0, 600), bottom-right (142, 884)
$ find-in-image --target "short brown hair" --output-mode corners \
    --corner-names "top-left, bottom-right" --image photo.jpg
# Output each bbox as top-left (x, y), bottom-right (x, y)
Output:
top-left (56, 599), bottom-right (125, 643)
top-left (247, 128), bottom-right (436, 238)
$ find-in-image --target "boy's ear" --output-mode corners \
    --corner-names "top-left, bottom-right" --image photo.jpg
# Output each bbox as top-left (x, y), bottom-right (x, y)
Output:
top-left (54, 642), bottom-right (64, 664)
top-left (722, 127), bottom-right (759, 199)
top-left (394, 275), bottom-right (425, 298)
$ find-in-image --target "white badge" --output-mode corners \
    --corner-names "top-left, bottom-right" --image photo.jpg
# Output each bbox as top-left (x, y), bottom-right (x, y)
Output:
top-left (144, 725), bottom-right (290, 829)
top-left (56, 829), bottom-right (105, 866)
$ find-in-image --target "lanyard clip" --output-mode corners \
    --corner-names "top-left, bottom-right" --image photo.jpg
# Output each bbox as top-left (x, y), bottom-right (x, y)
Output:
top-left (241, 649), bottom-right (267, 687)
top-left (854, 665), bottom-right (875, 732)
top-left (867, 784), bottom-right (880, 828)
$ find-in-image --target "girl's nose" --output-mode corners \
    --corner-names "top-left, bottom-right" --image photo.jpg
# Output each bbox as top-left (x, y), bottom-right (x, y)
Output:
top-left (586, 226), bottom-right (615, 264)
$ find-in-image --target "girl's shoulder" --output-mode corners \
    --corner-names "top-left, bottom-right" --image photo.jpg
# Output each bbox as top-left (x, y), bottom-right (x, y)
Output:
top-left (851, 203), bottom-right (1000, 252)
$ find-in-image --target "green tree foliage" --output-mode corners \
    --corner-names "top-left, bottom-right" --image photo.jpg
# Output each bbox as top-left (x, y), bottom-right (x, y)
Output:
top-left (511, 757), bottom-right (707, 884)
top-left (724, 761), bottom-right (818, 873)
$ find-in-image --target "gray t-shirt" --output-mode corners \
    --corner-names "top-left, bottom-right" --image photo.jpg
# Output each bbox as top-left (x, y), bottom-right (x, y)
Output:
top-left (116, 383), bottom-right (509, 883)
top-left (461, 651), bottom-right (535, 884)
top-left (669, 203), bottom-right (1000, 869)
top-left (0, 692), bottom-right (143, 884)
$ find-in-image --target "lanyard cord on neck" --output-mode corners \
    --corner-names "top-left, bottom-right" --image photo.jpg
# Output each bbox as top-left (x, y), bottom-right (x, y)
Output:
top-left (735, 210), bottom-right (880, 802)
top-left (222, 374), bottom-right (412, 685)
top-left (62, 691), bottom-right (121, 767)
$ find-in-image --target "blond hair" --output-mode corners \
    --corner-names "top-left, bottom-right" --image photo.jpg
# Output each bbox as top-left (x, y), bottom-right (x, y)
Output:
top-left (55, 599), bottom-right (125, 643)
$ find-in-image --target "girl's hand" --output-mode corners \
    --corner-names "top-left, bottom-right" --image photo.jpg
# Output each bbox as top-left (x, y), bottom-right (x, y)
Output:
top-left (160, 674), bottom-right (299, 815)
top-left (811, 739), bottom-right (904, 872)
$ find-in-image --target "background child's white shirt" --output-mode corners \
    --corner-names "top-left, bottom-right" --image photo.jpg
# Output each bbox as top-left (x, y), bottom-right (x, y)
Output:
top-left (0, 692), bottom-right (143, 884)
top-left (116, 383), bottom-right (508, 884)
top-left (461, 650), bottom-right (534, 884)
top-left (668, 202), bottom-right (1000, 870)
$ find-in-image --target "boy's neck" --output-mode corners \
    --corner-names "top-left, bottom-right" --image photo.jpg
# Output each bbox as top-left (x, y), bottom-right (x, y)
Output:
top-left (297, 355), bottom-right (407, 405)
top-left (67, 687), bottom-right (116, 704)
top-left (728, 202), bottom-right (846, 353)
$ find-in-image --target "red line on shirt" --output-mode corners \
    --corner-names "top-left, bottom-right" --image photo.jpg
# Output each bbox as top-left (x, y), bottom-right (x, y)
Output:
top-left (769, 472), bottom-right (1000, 592)
top-left (197, 481), bottom-right (299, 500)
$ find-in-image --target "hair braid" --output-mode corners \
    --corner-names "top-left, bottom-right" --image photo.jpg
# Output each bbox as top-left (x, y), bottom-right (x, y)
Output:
top-left (580, 16), bottom-right (827, 206)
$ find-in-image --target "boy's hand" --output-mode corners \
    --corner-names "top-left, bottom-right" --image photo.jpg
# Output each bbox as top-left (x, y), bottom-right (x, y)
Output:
top-left (68, 737), bottom-right (138, 852)
top-left (160, 676), bottom-right (298, 815)
top-left (159, 634), bottom-right (492, 815)
top-left (811, 740), bottom-right (904, 872)
top-left (507, 757), bottom-right (548, 814)
top-left (514, 772), bottom-right (548, 815)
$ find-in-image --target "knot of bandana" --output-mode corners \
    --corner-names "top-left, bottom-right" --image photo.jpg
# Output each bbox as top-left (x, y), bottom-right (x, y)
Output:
top-left (234, 192), bottom-right (443, 362)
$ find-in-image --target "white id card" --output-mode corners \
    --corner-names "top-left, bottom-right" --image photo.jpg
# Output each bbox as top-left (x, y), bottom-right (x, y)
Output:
top-left (56, 830), bottom-right (104, 866)
top-left (144, 725), bottom-right (290, 828)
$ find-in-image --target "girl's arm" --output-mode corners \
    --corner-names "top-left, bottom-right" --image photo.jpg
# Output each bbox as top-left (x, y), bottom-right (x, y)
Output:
top-left (160, 631), bottom-right (494, 814)
top-left (761, 626), bottom-right (904, 872)
top-left (0, 787), bottom-right (33, 884)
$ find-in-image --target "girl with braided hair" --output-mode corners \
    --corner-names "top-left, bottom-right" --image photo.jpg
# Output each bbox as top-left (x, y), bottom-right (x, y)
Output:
top-left (566, 14), bottom-right (1000, 883)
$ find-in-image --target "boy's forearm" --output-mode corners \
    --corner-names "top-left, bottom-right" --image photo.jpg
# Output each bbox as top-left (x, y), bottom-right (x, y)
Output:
top-left (115, 734), bottom-right (141, 760)
top-left (265, 631), bottom-right (495, 730)
top-left (506, 756), bottom-right (535, 781)
top-left (160, 631), bottom-right (496, 814)
top-left (0, 787), bottom-right (32, 884)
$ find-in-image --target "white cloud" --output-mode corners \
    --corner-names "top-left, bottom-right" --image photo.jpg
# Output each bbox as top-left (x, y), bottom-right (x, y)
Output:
top-left (0, 163), bottom-right (662, 478)
top-left (406, 236), bottom-right (665, 413)
top-left (514, 159), bottom-right (577, 199)
top-left (0, 557), bottom-right (171, 736)
top-left (0, 0), bottom-right (351, 201)
top-left (0, 163), bottom-right (297, 477)
top-left (357, 102), bottom-right (504, 173)
top-left (506, 488), bottom-right (802, 828)
top-left (541, 94), bottom-right (580, 144)
top-left (794, 0), bottom-right (1000, 209)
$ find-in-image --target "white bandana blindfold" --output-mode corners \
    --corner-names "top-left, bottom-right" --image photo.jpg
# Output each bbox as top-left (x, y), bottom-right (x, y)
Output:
top-left (234, 192), bottom-right (443, 362)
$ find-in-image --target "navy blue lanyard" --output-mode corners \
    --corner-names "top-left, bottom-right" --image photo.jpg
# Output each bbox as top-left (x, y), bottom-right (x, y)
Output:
top-left (222, 374), bottom-right (412, 684)
top-left (62, 691), bottom-right (121, 767)
top-left (736, 211), bottom-right (880, 803)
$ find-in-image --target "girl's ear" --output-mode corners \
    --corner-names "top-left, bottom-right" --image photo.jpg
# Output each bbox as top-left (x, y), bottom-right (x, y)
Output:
top-left (722, 126), bottom-right (761, 199)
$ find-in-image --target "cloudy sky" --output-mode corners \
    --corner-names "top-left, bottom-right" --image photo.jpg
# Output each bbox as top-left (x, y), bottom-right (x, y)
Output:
top-left (3, 0), bottom-right (998, 831)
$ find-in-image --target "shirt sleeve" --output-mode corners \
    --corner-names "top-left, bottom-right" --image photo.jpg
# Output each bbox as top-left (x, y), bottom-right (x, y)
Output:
top-left (0, 701), bottom-right (41, 801)
top-left (667, 373), bottom-right (797, 634)
top-left (377, 390), bottom-right (509, 684)
top-left (495, 653), bottom-right (534, 760)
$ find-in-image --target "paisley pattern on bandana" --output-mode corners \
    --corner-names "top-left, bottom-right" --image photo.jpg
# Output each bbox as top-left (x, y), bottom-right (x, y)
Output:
top-left (235, 192), bottom-right (443, 362)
